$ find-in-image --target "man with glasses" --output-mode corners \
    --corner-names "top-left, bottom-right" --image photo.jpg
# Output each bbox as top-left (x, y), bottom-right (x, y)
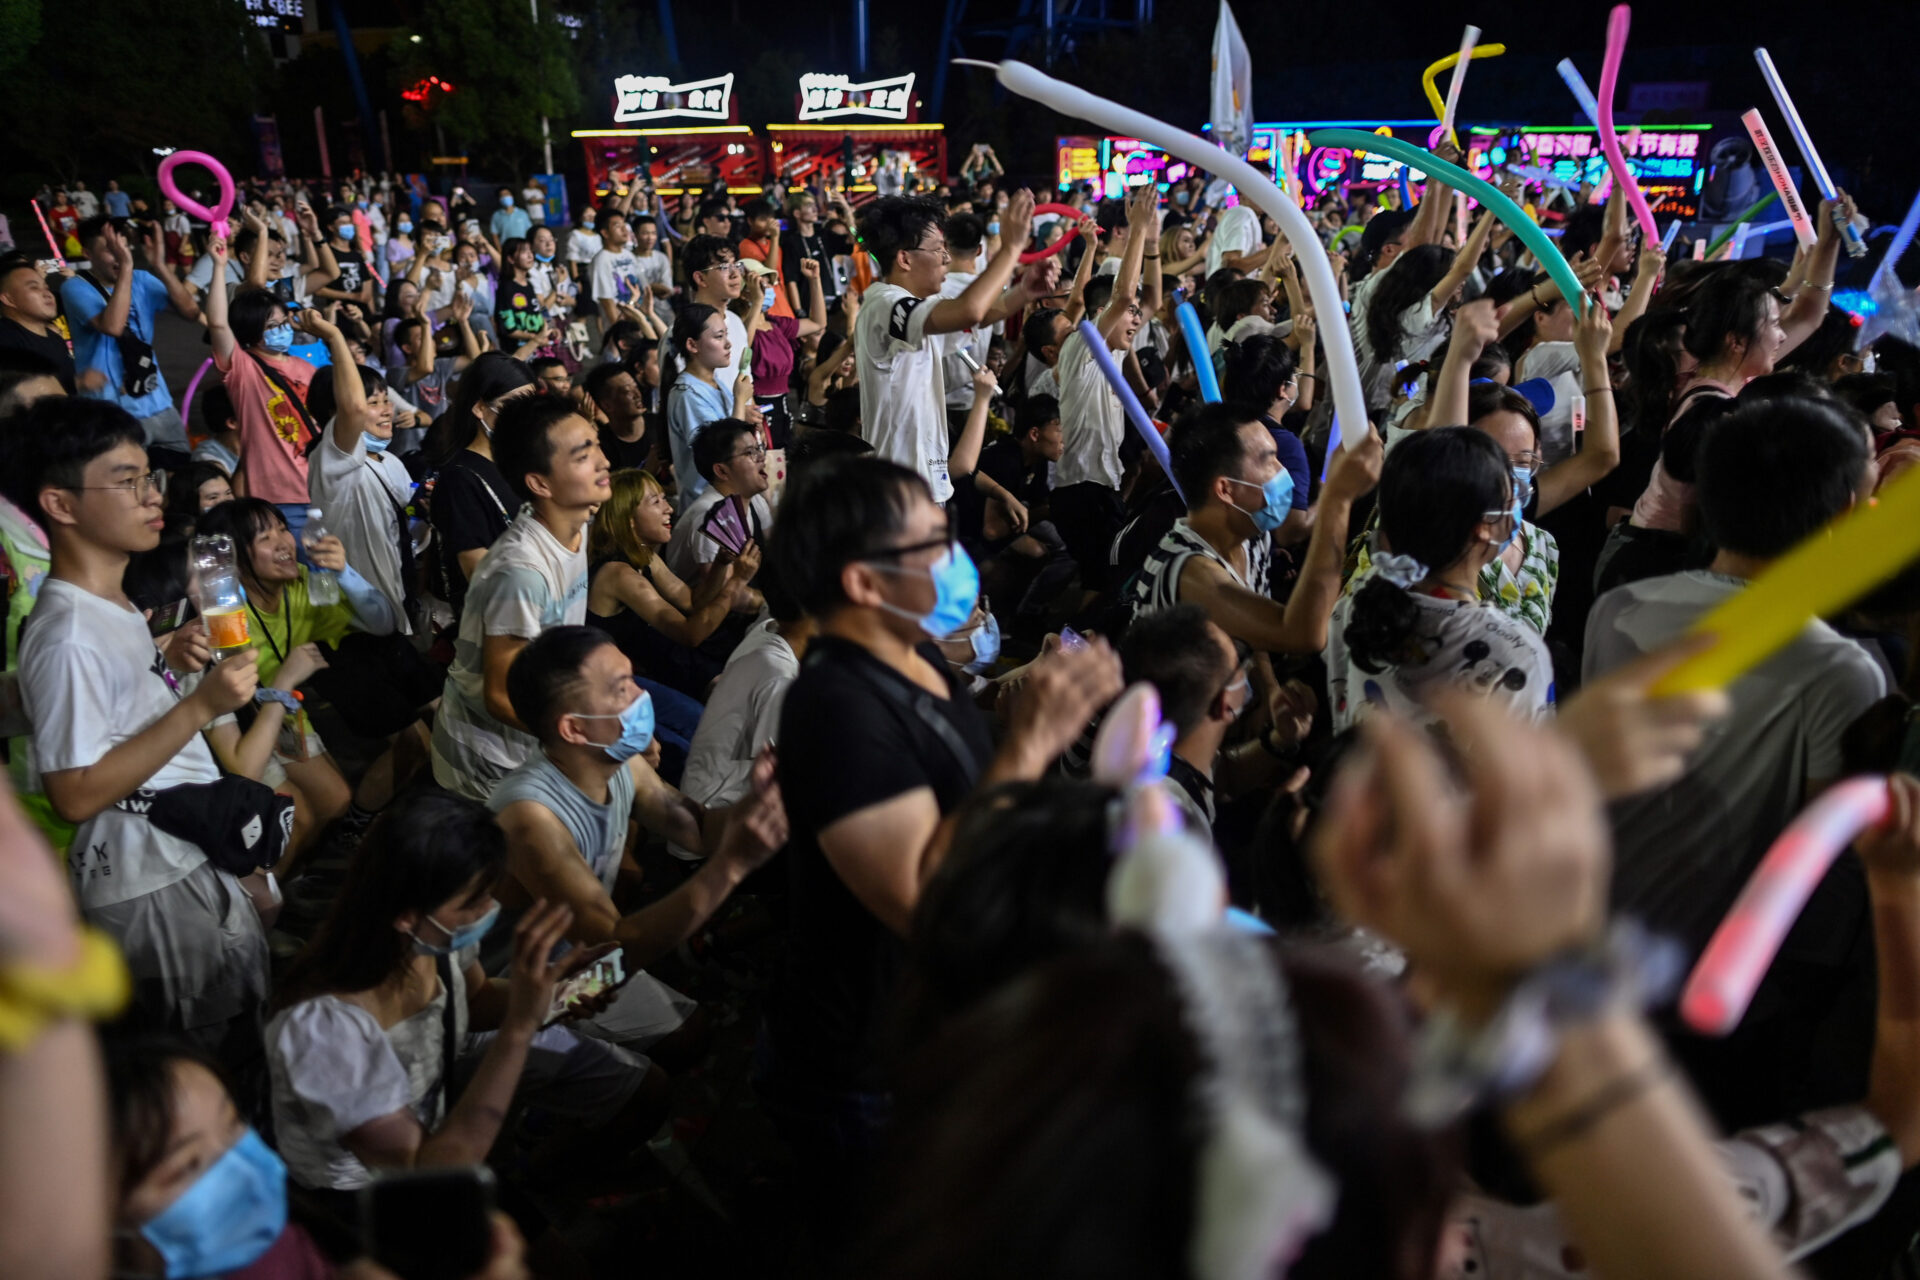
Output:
top-left (852, 191), bottom-right (1059, 505)
top-left (664, 418), bottom-right (772, 589)
top-left (760, 454), bottom-right (1122, 1245)
top-left (1, 397), bottom-right (269, 1054)
top-left (684, 234), bottom-right (753, 388)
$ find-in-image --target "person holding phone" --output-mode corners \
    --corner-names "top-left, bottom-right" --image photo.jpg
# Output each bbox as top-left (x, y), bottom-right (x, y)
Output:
top-left (267, 791), bottom-right (661, 1199)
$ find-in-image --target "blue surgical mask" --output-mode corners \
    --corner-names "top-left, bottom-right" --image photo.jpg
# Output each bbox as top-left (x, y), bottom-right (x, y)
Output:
top-left (261, 324), bottom-right (295, 354)
top-left (364, 433), bottom-right (392, 454)
top-left (583, 217), bottom-right (596, 230)
top-left (412, 902), bottom-right (501, 956)
top-left (399, 220), bottom-right (413, 233)
top-left (988, 220), bottom-right (1001, 235)
top-left (137, 1129), bottom-right (287, 1279)
top-left (1224, 470), bottom-right (1295, 532)
top-left (501, 194), bottom-right (515, 207)
top-left (335, 224), bottom-right (354, 240)
top-left (964, 612), bottom-right (1002, 673)
top-left (535, 251), bottom-right (554, 263)
top-left (871, 542), bottom-right (982, 639)
top-left (574, 689), bottom-right (656, 762)
top-left (762, 284), bottom-right (778, 311)
top-left (1491, 471), bottom-right (1529, 553)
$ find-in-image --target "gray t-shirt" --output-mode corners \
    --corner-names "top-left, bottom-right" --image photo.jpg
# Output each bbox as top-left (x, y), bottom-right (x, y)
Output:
top-left (1583, 570), bottom-right (1886, 952)
top-left (309, 425), bottom-right (415, 632)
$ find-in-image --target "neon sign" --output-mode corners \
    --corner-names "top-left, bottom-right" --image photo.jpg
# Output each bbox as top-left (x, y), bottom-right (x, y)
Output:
top-left (613, 73), bottom-right (735, 124)
top-left (798, 73), bottom-right (915, 122)
top-left (1462, 126), bottom-right (1708, 219)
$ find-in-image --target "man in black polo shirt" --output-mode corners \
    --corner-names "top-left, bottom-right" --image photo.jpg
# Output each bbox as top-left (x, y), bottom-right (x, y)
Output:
top-left (761, 453), bottom-right (1122, 1242)
top-left (0, 256), bottom-right (83, 392)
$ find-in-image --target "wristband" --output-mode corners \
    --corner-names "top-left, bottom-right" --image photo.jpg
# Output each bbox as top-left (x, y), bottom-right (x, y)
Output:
top-left (1298, 373), bottom-right (1317, 381)
top-left (0, 928), bottom-right (132, 1051)
top-left (1583, 385), bottom-right (1612, 396)
top-left (1143, 254), bottom-right (1161, 260)
top-left (1516, 1057), bottom-right (1674, 1159)
top-left (1402, 919), bottom-right (1682, 1128)
top-left (255, 687), bottom-right (302, 712)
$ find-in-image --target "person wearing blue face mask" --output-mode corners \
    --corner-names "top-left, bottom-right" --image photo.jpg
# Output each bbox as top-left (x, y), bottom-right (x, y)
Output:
top-left (312, 209), bottom-right (376, 313)
top-left (267, 790), bottom-right (662, 1196)
top-left (490, 188), bottom-right (531, 243)
top-left (760, 455), bottom-right (1124, 1215)
top-left (1325, 426), bottom-right (1554, 735)
top-left (488, 625), bottom-right (790, 1053)
top-left (1129, 403), bottom-right (1381, 746)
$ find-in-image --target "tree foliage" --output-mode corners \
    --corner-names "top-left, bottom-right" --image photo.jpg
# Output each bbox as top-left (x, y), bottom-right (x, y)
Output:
top-left (396, 0), bottom-right (583, 177)
top-left (2, 0), bottom-right (269, 182)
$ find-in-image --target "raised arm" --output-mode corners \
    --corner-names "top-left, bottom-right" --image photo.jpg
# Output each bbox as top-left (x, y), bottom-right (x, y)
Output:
top-left (1428, 210), bottom-right (1496, 311)
top-left (795, 257), bottom-right (828, 339)
top-left (89, 227), bottom-right (137, 339)
top-left (1406, 142), bottom-right (1461, 249)
top-left (306, 311), bottom-right (371, 454)
top-left (947, 366), bottom-right (999, 480)
top-left (202, 237), bottom-right (239, 365)
top-left (1778, 193), bottom-right (1850, 357)
top-left (139, 222), bottom-right (199, 321)
top-left (923, 190), bottom-right (1049, 337)
top-left (1609, 243), bottom-right (1665, 355)
top-left (1535, 303), bottom-right (1619, 515)
top-left (1430, 298), bottom-right (1498, 430)
top-left (1061, 218), bottom-right (1101, 326)
top-left (1095, 186), bottom-right (1154, 351)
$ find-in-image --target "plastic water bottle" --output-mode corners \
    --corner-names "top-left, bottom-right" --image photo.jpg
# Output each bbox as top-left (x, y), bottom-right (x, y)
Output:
top-left (190, 534), bottom-right (252, 660)
top-left (303, 508), bottom-right (341, 606)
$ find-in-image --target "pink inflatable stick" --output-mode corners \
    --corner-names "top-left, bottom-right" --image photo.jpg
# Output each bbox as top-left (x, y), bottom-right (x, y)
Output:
top-left (1595, 6), bottom-right (1660, 244)
top-left (157, 151), bottom-right (237, 241)
top-left (177, 357), bottom-right (216, 438)
top-left (1681, 776), bottom-right (1891, 1035)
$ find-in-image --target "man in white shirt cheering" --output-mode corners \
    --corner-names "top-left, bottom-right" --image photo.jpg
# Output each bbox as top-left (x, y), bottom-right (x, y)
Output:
top-left (852, 190), bottom-right (1059, 504)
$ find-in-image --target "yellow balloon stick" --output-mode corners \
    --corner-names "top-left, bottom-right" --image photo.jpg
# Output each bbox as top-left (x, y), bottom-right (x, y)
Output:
top-left (1649, 463), bottom-right (1920, 696)
top-left (1420, 43), bottom-right (1508, 145)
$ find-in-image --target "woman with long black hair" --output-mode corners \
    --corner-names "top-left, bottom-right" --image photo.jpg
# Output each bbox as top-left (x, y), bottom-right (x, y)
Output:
top-left (422, 351), bottom-right (539, 619)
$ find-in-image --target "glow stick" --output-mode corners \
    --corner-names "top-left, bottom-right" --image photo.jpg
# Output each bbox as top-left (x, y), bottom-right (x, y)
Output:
top-left (1555, 59), bottom-right (1603, 128)
top-left (178, 357), bottom-right (215, 433)
top-left (1681, 777), bottom-right (1890, 1034)
top-left (1755, 48), bottom-right (1868, 259)
top-left (1704, 194), bottom-right (1784, 260)
top-left (1869, 183), bottom-right (1920, 294)
top-left (157, 151), bottom-right (237, 240)
top-left (1175, 302), bottom-right (1221, 403)
top-left (1660, 216), bottom-right (1685, 253)
top-left (952, 59), bottom-right (1368, 457)
top-left (1421, 44), bottom-right (1507, 129)
top-left (1727, 223), bottom-right (1751, 262)
top-left (1649, 459), bottom-right (1920, 695)
top-left (1430, 25), bottom-right (1481, 151)
top-left (1077, 318), bottom-right (1185, 505)
top-left (1741, 111), bottom-right (1817, 249)
top-left (1596, 6), bottom-right (1660, 244)
top-left (27, 199), bottom-right (63, 261)
top-left (1022, 202), bottom-right (1089, 263)
top-left (1397, 165), bottom-right (1413, 213)
top-left (1310, 129), bottom-right (1589, 316)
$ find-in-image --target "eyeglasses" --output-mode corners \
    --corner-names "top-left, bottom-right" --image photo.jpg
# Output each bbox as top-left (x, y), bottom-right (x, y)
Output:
top-left (866, 532), bottom-right (955, 561)
top-left (65, 470), bottom-right (167, 501)
top-left (730, 445), bottom-right (767, 463)
top-left (704, 261), bottom-right (742, 275)
top-left (909, 240), bottom-right (951, 261)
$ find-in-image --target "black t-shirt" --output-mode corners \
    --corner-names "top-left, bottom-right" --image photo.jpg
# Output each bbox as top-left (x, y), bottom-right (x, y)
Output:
top-left (494, 274), bottom-right (547, 343)
top-left (330, 249), bottom-right (369, 296)
top-left (771, 635), bottom-right (993, 1090)
top-left (780, 227), bottom-right (838, 314)
top-left (598, 422), bottom-right (652, 474)
top-left (957, 436), bottom-right (1051, 550)
top-left (429, 449), bottom-right (517, 615)
top-left (0, 317), bottom-right (76, 390)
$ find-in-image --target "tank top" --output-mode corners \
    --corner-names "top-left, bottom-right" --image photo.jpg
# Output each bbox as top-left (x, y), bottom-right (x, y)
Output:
top-left (1127, 518), bottom-right (1271, 619)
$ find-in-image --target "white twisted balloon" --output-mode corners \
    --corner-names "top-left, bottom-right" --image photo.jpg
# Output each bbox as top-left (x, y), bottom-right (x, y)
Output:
top-left (963, 59), bottom-right (1365, 453)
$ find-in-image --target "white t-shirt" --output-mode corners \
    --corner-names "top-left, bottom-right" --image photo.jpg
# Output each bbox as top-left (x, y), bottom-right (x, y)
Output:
top-left (309, 426), bottom-right (416, 633)
top-left (663, 487), bottom-right (772, 583)
top-left (1054, 329), bottom-right (1126, 490)
top-left (855, 280), bottom-right (953, 502)
top-left (21, 580), bottom-right (222, 909)
top-left (1325, 587), bottom-right (1555, 734)
top-left (675, 619), bottom-right (798, 855)
top-left (566, 228), bottom-right (603, 266)
top-left (1207, 205), bottom-right (1263, 275)
top-left (589, 247), bottom-right (641, 308)
top-left (431, 509), bottom-right (589, 800)
top-left (937, 270), bottom-right (996, 412)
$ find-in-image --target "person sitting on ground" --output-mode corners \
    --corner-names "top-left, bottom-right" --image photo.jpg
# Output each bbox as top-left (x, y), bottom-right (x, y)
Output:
top-left (161, 462), bottom-right (234, 538)
top-left (662, 303), bottom-right (745, 511)
top-left (1325, 426), bottom-right (1553, 732)
top-left (423, 351), bottom-right (538, 620)
top-left (488, 625), bottom-right (787, 1056)
top-left (267, 792), bottom-right (661, 1205)
top-left (190, 384), bottom-right (245, 489)
top-left (585, 361), bottom-right (651, 473)
top-left (430, 396), bottom-right (610, 801)
top-left (662, 417), bottom-right (772, 590)
top-left (0, 253), bottom-right (86, 392)
top-left (1, 398), bottom-right (267, 1053)
top-left (586, 467), bottom-right (758, 714)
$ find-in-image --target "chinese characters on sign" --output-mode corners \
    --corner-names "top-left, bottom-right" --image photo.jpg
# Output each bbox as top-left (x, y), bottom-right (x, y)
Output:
top-left (240, 0), bottom-right (302, 31)
top-left (797, 73), bottom-right (916, 122)
top-left (613, 73), bottom-right (736, 124)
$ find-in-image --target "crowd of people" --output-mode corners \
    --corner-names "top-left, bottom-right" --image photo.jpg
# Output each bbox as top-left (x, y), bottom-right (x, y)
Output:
top-left (3, 113), bottom-right (1920, 1280)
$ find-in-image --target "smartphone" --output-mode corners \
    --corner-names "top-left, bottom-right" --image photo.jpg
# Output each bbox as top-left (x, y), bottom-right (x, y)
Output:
top-left (360, 1166), bottom-right (495, 1280)
top-left (543, 949), bottom-right (629, 1027)
top-left (147, 598), bottom-right (194, 637)
top-left (1058, 626), bottom-right (1088, 653)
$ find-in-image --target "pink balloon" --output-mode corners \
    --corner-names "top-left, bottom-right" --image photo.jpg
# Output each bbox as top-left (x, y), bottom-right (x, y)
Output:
top-left (158, 151), bottom-right (237, 241)
top-left (1595, 6), bottom-right (1661, 245)
top-left (1021, 203), bottom-right (1092, 263)
top-left (1681, 776), bottom-right (1892, 1035)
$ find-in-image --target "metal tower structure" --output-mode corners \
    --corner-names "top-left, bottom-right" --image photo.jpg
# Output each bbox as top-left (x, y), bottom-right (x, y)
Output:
top-left (928, 0), bottom-right (1153, 121)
